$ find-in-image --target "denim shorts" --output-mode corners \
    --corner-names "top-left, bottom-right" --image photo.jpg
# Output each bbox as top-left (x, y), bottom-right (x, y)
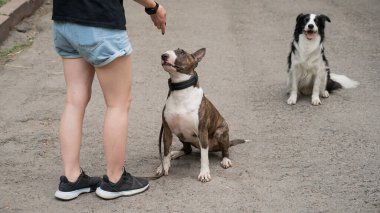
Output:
top-left (53, 21), bottom-right (133, 67)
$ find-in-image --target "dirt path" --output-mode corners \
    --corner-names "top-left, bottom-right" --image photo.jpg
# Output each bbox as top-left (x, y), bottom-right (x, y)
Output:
top-left (0, 0), bottom-right (379, 212)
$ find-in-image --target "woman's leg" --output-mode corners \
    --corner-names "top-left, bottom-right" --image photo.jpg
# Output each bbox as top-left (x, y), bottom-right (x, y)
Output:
top-left (95, 55), bottom-right (132, 183)
top-left (59, 58), bottom-right (95, 182)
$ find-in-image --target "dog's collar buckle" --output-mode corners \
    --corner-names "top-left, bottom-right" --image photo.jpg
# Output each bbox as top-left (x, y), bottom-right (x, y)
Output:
top-left (168, 73), bottom-right (198, 91)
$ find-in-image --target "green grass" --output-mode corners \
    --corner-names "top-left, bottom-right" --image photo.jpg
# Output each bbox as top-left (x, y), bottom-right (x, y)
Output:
top-left (0, 39), bottom-right (33, 62)
top-left (0, 0), bottom-right (9, 7)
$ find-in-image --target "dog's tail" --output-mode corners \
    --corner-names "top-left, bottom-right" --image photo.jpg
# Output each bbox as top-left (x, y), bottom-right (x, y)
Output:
top-left (327, 73), bottom-right (359, 92)
top-left (229, 139), bottom-right (249, 147)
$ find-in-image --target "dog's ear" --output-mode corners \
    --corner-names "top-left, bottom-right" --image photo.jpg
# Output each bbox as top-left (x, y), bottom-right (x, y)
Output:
top-left (319, 14), bottom-right (331, 23)
top-left (296, 13), bottom-right (304, 22)
top-left (192, 48), bottom-right (206, 63)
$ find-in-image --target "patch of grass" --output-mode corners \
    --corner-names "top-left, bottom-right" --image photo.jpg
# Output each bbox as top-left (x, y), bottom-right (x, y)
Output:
top-left (0, 0), bottom-right (9, 7)
top-left (0, 38), bottom-right (33, 62)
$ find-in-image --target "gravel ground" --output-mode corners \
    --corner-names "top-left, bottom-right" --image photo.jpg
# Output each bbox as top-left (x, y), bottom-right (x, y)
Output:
top-left (0, 0), bottom-right (379, 212)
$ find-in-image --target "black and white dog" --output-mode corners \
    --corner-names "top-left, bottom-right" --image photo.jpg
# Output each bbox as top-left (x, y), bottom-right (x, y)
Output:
top-left (287, 13), bottom-right (358, 105)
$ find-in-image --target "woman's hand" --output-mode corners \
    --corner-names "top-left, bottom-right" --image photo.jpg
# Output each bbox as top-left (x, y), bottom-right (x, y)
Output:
top-left (134, 0), bottom-right (167, 34)
top-left (150, 5), bottom-right (166, 35)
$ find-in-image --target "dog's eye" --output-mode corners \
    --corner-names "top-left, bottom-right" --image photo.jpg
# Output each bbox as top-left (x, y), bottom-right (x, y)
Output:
top-left (180, 50), bottom-right (185, 54)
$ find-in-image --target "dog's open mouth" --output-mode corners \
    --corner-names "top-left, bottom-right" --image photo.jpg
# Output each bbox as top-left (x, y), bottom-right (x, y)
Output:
top-left (304, 30), bottom-right (316, 40)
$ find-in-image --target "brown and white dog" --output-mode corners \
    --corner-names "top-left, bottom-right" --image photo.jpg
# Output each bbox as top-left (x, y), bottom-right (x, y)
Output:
top-left (158, 48), bottom-right (246, 182)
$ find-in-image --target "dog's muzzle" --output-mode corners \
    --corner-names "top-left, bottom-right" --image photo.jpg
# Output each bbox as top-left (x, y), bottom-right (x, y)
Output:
top-left (304, 24), bottom-right (317, 40)
top-left (161, 53), bottom-right (176, 67)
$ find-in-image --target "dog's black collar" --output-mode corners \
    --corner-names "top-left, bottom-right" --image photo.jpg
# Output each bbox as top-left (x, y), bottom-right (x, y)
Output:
top-left (168, 73), bottom-right (198, 91)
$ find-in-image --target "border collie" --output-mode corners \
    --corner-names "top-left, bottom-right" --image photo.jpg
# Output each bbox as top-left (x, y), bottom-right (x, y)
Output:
top-left (287, 13), bottom-right (358, 105)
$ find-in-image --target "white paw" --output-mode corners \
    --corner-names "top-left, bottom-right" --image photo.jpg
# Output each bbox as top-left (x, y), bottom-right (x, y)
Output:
top-left (287, 95), bottom-right (297, 105)
top-left (155, 156), bottom-right (171, 176)
top-left (311, 97), bottom-right (321, 105)
top-left (170, 150), bottom-right (185, 160)
top-left (220, 157), bottom-right (232, 169)
top-left (322, 90), bottom-right (329, 98)
top-left (155, 164), bottom-right (167, 176)
top-left (198, 169), bottom-right (211, 182)
top-left (155, 164), bottom-right (162, 176)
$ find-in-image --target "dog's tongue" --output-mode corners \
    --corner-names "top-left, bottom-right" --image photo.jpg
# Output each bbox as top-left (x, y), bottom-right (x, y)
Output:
top-left (305, 31), bottom-right (315, 40)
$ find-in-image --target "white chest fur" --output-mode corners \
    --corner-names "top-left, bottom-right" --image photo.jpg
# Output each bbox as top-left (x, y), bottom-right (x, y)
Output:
top-left (292, 35), bottom-right (324, 71)
top-left (289, 35), bottom-right (327, 95)
top-left (164, 87), bottom-right (203, 142)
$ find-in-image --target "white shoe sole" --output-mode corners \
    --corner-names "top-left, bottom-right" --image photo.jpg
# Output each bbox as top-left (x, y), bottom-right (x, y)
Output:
top-left (95, 184), bottom-right (149, 199)
top-left (55, 187), bottom-right (91, 200)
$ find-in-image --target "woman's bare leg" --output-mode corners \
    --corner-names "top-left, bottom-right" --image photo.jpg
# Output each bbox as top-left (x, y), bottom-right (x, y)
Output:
top-left (59, 58), bottom-right (95, 182)
top-left (95, 55), bottom-right (132, 183)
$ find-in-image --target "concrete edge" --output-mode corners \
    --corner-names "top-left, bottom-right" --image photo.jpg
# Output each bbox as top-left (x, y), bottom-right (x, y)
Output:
top-left (0, 0), bottom-right (45, 44)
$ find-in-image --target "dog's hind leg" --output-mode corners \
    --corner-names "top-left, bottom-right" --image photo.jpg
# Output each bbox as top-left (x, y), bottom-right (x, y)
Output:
top-left (320, 72), bottom-right (329, 98)
top-left (170, 142), bottom-right (192, 160)
top-left (170, 151), bottom-right (185, 160)
top-left (213, 122), bottom-right (232, 169)
top-left (322, 90), bottom-right (329, 98)
top-left (220, 138), bottom-right (232, 169)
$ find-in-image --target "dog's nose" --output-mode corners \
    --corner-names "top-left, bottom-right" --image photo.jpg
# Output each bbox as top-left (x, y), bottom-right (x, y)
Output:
top-left (308, 24), bottom-right (314, 29)
top-left (161, 53), bottom-right (169, 61)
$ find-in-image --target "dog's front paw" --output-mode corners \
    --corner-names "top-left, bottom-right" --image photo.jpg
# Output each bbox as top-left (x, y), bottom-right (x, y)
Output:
top-left (311, 97), bottom-right (322, 105)
top-left (198, 169), bottom-right (211, 182)
top-left (322, 90), bottom-right (329, 98)
top-left (220, 157), bottom-right (232, 169)
top-left (155, 164), bottom-right (167, 176)
top-left (287, 95), bottom-right (297, 105)
top-left (156, 156), bottom-right (171, 176)
top-left (155, 164), bottom-right (162, 176)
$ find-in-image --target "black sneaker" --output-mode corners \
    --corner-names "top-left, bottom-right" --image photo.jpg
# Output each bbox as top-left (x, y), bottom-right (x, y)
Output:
top-left (95, 168), bottom-right (149, 199)
top-left (54, 169), bottom-right (101, 200)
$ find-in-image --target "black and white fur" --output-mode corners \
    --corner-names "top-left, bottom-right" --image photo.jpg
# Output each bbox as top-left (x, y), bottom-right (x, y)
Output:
top-left (287, 13), bottom-right (358, 105)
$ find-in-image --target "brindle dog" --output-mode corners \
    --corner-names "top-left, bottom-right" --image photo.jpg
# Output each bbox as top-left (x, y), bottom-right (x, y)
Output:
top-left (157, 48), bottom-right (246, 182)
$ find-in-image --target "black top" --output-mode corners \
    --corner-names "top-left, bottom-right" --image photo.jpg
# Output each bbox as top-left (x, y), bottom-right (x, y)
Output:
top-left (52, 0), bottom-right (127, 30)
